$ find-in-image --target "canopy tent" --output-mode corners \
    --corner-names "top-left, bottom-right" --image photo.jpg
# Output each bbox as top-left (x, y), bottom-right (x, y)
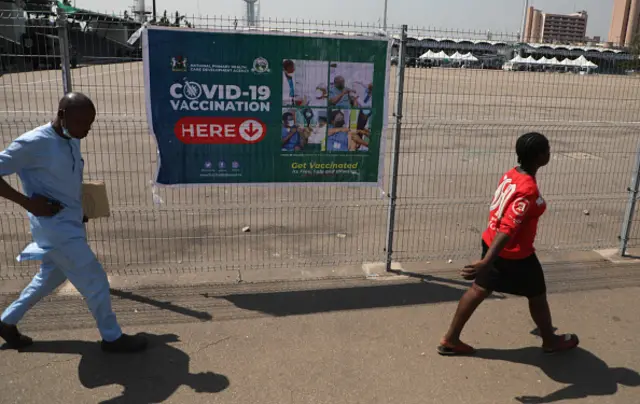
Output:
top-left (505, 55), bottom-right (598, 69)
top-left (418, 50), bottom-right (436, 59)
top-left (509, 55), bottom-right (527, 64)
top-left (558, 58), bottom-right (576, 66)
top-left (575, 55), bottom-right (598, 68)
top-left (419, 50), bottom-right (477, 62)
top-left (419, 50), bottom-right (450, 60)
top-left (436, 51), bottom-right (449, 59)
top-left (460, 52), bottom-right (478, 62)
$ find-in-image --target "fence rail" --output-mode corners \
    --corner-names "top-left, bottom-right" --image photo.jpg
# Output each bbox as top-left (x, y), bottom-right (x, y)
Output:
top-left (1, 11), bottom-right (639, 280)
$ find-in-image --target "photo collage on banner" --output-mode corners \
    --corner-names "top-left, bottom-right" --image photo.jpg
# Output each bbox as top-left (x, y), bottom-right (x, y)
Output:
top-left (281, 60), bottom-right (375, 154)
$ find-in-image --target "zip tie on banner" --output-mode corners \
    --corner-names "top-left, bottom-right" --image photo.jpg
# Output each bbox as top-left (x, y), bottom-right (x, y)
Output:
top-left (149, 180), bottom-right (164, 206)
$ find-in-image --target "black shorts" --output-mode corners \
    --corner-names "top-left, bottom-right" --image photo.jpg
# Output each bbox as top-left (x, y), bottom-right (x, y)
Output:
top-left (474, 241), bottom-right (547, 298)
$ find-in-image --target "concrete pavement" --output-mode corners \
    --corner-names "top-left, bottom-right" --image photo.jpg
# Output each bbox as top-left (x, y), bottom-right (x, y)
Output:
top-left (0, 269), bottom-right (639, 403)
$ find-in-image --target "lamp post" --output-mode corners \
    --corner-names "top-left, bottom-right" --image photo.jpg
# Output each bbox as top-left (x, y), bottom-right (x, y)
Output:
top-left (383, 0), bottom-right (388, 31)
top-left (520, 0), bottom-right (529, 42)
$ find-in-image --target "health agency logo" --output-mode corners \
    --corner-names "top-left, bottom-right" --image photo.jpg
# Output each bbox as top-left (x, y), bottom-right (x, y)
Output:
top-left (251, 57), bottom-right (270, 74)
top-left (170, 55), bottom-right (268, 75)
top-left (171, 56), bottom-right (188, 72)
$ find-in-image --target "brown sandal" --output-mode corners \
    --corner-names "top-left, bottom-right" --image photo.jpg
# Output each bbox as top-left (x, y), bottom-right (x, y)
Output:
top-left (437, 340), bottom-right (476, 356)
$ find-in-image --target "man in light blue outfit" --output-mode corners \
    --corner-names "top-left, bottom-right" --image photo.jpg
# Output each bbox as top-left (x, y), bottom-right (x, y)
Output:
top-left (0, 92), bottom-right (147, 353)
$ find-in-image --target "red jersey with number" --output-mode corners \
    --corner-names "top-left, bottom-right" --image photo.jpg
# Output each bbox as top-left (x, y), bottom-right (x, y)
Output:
top-left (482, 167), bottom-right (547, 259)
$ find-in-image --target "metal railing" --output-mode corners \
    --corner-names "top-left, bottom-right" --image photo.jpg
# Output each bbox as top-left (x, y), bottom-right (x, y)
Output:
top-left (1, 11), bottom-right (639, 280)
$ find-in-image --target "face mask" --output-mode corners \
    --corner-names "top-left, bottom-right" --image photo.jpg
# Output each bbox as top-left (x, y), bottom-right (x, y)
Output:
top-left (334, 119), bottom-right (345, 127)
top-left (61, 118), bottom-right (72, 138)
top-left (286, 120), bottom-right (294, 128)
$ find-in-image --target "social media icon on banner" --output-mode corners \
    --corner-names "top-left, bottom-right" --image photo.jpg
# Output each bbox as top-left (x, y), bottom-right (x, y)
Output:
top-left (204, 161), bottom-right (212, 169)
top-left (232, 161), bottom-right (240, 169)
top-left (218, 161), bottom-right (226, 169)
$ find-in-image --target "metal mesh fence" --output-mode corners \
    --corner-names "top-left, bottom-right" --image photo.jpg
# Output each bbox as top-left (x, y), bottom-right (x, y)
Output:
top-left (0, 12), bottom-right (639, 280)
top-left (393, 26), bottom-right (640, 262)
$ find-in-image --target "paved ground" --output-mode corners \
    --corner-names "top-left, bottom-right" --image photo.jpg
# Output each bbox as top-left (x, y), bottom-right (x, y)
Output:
top-left (1, 64), bottom-right (639, 279)
top-left (0, 270), bottom-right (638, 403)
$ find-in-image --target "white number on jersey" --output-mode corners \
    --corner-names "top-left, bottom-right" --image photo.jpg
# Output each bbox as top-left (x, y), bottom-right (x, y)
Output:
top-left (489, 175), bottom-right (516, 219)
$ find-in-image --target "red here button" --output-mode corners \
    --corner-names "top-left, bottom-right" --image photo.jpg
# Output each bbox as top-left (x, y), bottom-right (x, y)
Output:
top-left (174, 117), bottom-right (266, 144)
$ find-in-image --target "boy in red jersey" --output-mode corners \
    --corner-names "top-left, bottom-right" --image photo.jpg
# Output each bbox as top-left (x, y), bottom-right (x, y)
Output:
top-left (438, 132), bottom-right (579, 356)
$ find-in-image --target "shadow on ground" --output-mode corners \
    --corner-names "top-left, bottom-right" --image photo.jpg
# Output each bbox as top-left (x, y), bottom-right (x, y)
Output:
top-left (214, 281), bottom-right (501, 317)
top-left (14, 333), bottom-right (229, 404)
top-left (110, 288), bottom-right (213, 321)
top-left (388, 270), bottom-right (473, 288)
top-left (475, 346), bottom-right (640, 403)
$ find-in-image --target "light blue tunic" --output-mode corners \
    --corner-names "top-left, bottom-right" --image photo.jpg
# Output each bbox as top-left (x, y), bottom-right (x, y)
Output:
top-left (0, 124), bottom-right (91, 263)
top-left (0, 123), bottom-right (121, 341)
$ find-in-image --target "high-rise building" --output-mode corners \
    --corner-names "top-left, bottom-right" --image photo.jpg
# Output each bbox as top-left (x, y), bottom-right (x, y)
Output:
top-left (608, 0), bottom-right (640, 47)
top-left (523, 7), bottom-right (588, 44)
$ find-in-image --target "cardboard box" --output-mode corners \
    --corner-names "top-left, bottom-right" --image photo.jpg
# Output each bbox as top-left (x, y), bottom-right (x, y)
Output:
top-left (82, 181), bottom-right (110, 219)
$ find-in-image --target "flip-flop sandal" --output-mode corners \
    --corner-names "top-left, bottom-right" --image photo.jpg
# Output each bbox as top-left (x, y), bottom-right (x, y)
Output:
top-left (543, 333), bottom-right (579, 355)
top-left (437, 341), bottom-right (476, 356)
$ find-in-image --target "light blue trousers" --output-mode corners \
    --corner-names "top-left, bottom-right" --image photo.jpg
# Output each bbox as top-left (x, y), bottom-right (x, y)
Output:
top-left (1, 244), bottom-right (122, 342)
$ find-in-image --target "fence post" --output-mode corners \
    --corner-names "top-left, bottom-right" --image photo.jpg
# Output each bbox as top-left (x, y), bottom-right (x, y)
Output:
top-left (56, 8), bottom-right (72, 94)
top-left (620, 143), bottom-right (640, 256)
top-left (384, 24), bottom-right (407, 272)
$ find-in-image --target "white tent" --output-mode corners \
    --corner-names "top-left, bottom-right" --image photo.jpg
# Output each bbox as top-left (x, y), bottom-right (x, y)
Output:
top-left (503, 54), bottom-right (597, 71)
top-left (461, 52), bottom-right (478, 62)
top-left (558, 56), bottom-right (598, 69)
top-left (419, 50), bottom-right (436, 59)
top-left (450, 52), bottom-right (464, 60)
top-left (538, 57), bottom-right (561, 66)
top-left (559, 58), bottom-right (576, 66)
top-left (419, 50), bottom-right (450, 60)
top-left (575, 55), bottom-right (598, 68)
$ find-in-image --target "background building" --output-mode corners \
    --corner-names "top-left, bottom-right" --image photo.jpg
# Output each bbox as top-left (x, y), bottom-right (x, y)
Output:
top-left (524, 7), bottom-right (588, 44)
top-left (609, 0), bottom-right (640, 47)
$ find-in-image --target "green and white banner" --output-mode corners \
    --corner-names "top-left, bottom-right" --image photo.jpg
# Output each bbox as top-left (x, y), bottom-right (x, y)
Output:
top-left (143, 27), bottom-right (390, 185)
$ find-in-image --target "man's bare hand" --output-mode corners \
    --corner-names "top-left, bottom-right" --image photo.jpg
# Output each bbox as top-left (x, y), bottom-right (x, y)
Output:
top-left (24, 194), bottom-right (62, 217)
